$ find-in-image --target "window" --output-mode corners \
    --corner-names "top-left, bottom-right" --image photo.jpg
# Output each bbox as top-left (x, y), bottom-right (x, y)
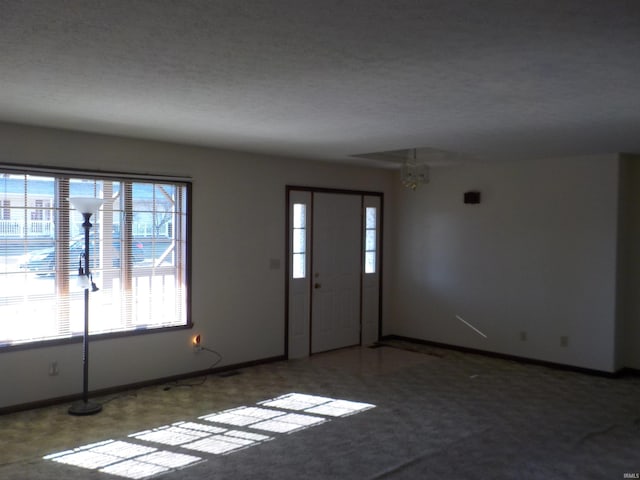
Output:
top-left (1, 200), bottom-right (9, 220)
top-left (0, 168), bottom-right (190, 348)
top-left (291, 203), bottom-right (307, 279)
top-left (31, 199), bottom-right (44, 220)
top-left (364, 207), bottom-right (377, 274)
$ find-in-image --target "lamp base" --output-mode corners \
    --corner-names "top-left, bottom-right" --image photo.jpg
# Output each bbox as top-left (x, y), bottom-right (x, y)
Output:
top-left (68, 400), bottom-right (102, 416)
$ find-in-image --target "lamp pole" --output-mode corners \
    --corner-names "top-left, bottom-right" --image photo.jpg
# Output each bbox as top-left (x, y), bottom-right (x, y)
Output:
top-left (68, 198), bottom-right (103, 416)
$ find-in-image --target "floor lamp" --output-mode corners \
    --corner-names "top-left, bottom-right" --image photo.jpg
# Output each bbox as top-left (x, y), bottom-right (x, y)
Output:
top-left (68, 196), bottom-right (104, 416)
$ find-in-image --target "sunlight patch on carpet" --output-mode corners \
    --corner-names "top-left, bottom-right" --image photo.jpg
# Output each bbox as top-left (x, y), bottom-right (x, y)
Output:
top-left (199, 406), bottom-right (285, 427)
top-left (259, 393), bottom-right (334, 411)
top-left (43, 392), bottom-right (375, 479)
top-left (44, 440), bottom-right (202, 479)
top-left (182, 434), bottom-right (257, 455)
top-left (250, 412), bottom-right (327, 433)
top-left (305, 399), bottom-right (376, 417)
top-left (130, 424), bottom-right (222, 446)
top-left (260, 393), bottom-right (376, 417)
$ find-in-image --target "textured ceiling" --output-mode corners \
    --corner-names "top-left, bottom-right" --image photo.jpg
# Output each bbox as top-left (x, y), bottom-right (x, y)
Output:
top-left (0, 0), bottom-right (639, 167)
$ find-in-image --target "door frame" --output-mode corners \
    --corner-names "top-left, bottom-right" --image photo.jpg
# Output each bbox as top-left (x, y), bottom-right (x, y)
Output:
top-left (284, 186), bottom-right (384, 358)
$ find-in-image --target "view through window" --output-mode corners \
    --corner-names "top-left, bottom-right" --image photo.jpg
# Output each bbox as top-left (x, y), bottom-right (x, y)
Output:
top-left (364, 207), bottom-right (377, 274)
top-left (291, 203), bottom-right (307, 279)
top-left (0, 169), bottom-right (190, 347)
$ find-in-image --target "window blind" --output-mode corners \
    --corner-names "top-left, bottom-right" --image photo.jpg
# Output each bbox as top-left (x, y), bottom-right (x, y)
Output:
top-left (0, 168), bottom-right (190, 347)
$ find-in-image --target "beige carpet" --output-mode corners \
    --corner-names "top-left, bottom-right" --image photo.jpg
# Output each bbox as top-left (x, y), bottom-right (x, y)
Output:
top-left (1, 341), bottom-right (639, 479)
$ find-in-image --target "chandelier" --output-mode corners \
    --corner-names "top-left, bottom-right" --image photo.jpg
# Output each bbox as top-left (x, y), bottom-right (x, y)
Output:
top-left (401, 149), bottom-right (429, 190)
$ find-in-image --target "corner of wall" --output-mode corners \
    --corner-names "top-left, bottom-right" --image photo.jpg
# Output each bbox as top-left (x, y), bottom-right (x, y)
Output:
top-left (389, 155), bottom-right (621, 372)
top-left (616, 153), bottom-right (640, 369)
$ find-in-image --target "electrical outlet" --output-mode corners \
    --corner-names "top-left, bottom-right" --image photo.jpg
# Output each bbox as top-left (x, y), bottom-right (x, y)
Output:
top-left (192, 334), bottom-right (202, 351)
top-left (560, 336), bottom-right (569, 347)
top-left (520, 331), bottom-right (527, 342)
top-left (49, 361), bottom-right (59, 376)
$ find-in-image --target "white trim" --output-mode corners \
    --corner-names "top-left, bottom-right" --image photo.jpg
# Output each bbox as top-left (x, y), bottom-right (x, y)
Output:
top-left (0, 162), bottom-right (191, 183)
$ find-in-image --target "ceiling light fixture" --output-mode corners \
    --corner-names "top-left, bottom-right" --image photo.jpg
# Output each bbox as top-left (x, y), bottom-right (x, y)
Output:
top-left (401, 149), bottom-right (429, 190)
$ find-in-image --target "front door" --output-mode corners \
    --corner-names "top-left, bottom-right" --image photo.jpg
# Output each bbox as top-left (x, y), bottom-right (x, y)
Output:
top-left (287, 188), bottom-right (382, 358)
top-left (311, 193), bottom-right (361, 353)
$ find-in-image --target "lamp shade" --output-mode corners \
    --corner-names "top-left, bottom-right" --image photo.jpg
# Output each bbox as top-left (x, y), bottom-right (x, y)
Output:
top-left (69, 197), bottom-right (104, 215)
top-left (76, 274), bottom-right (91, 290)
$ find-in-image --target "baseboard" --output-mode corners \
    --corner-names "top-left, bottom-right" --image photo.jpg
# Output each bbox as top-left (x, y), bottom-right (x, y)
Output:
top-left (617, 367), bottom-right (640, 377)
top-left (0, 354), bottom-right (285, 415)
top-left (380, 335), bottom-right (619, 378)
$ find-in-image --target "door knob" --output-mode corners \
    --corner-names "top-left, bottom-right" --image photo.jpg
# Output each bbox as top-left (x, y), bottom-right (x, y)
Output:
top-left (314, 283), bottom-right (321, 289)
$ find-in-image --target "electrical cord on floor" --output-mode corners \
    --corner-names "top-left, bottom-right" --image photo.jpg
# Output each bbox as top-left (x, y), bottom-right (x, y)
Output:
top-left (163, 347), bottom-right (223, 390)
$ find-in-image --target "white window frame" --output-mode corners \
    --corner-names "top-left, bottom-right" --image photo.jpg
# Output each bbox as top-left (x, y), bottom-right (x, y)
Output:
top-left (291, 203), bottom-right (308, 279)
top-left (0, 165), bottom-right (192, 350)
top-left (364, 206), bottom-right (378, 274)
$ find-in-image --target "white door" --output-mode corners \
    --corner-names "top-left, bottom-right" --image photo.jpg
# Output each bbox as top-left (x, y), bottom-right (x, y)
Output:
top-left (287, 189), bottom-right (382, 359)
top-left (311, 193), bottom-right (361, 353)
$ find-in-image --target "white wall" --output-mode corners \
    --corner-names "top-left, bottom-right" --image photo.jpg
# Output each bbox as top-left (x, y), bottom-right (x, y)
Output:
top-left (389, 155), bottom-right (621, 372)
top-left (0, 122), bottom-right (395, 409)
